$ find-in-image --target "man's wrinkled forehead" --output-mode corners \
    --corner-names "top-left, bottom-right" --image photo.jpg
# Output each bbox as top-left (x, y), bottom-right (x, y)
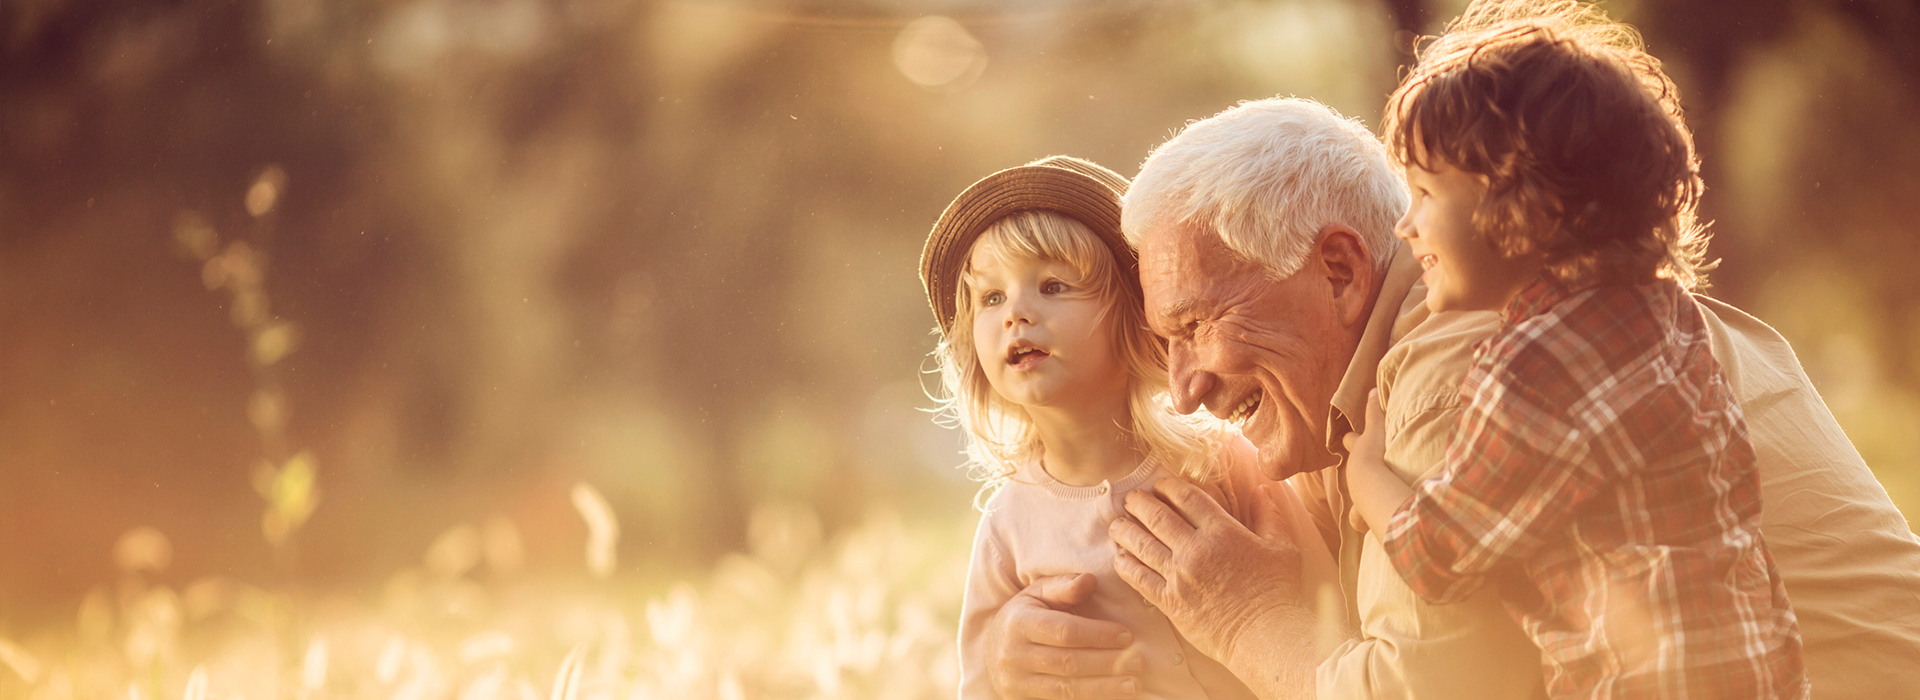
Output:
top-left (1138, 222), bottom-right (1239, 332)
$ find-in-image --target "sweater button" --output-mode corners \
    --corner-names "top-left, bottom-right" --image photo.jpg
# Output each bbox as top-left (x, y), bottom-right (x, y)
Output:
top-left (1097, 484), bottom-right (1109, 495)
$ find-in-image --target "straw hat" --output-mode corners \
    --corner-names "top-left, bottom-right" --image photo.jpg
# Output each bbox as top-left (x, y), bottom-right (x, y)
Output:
top-left (919, 155), bottom-right (1136, 332)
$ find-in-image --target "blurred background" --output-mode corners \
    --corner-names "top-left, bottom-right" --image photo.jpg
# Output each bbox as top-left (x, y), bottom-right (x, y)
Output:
top-left (1, 0), bottom-right (1916, 697)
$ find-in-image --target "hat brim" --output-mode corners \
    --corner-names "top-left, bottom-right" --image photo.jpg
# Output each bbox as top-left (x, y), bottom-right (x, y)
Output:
top-left (919, 156), bottom-right (1136, 332)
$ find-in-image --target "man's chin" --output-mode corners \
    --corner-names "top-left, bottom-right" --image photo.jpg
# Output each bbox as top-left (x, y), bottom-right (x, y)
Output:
top-left (1251, 428), bottom-right (1338, 481)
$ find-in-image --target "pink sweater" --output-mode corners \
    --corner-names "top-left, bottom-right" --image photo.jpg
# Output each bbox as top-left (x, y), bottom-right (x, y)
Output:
top-left (957, 436), bottom-right (1338, 700)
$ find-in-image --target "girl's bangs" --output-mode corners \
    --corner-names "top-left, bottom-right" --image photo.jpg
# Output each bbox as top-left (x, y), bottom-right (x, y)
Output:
top-left (962, 212), bottom-right (1116, 297)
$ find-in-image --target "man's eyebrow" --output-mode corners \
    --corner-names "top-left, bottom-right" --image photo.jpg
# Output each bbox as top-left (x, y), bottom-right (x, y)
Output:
top-left (1156, 298), bottom-right (1199, 325)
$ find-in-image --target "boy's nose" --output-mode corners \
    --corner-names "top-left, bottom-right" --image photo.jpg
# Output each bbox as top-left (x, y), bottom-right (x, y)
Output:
top-left (1392, 210), bottom-right (1416, 241)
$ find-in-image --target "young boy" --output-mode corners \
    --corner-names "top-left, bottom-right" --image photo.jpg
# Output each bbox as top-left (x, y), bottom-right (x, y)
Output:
top-left (1341, 1), bottom-right (1809, 698)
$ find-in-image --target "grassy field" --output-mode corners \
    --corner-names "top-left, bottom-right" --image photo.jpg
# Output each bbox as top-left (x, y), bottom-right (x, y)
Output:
top-left (0, 495), bottom-right (974, 700)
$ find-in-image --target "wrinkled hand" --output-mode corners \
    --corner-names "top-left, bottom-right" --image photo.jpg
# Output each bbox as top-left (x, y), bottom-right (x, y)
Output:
top-left (1109, 479), bottom-right (1303, 664)
top-left (1340, 390), bottom-right (1388, 532)
top-left (986, 573), bottom-right (1144, 700)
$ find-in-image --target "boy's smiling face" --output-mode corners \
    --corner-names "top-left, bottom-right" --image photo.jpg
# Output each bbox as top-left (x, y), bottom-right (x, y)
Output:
top-left (1395, 155), bottom-right (1542, 313)
top-left (966, 240), bottom-right (1128, 413)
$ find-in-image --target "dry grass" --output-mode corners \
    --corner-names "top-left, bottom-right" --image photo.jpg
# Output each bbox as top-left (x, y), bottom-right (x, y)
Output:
top-left (0, 490), bottom-right (971, 700)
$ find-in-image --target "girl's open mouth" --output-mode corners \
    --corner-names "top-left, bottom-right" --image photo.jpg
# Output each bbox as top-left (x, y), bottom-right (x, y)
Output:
top-left (1006, 347), bottom-right (1050, 368)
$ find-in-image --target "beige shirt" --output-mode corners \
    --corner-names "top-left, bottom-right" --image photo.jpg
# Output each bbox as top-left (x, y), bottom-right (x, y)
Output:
top-left (959, 438), bottom-right (1340, 700)
top-left (1295, 244), bottom-right (1920, 700)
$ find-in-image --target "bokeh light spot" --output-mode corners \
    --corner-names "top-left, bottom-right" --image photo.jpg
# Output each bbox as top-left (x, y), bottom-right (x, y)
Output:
top-left (891, 16), bottom-right (986, 89)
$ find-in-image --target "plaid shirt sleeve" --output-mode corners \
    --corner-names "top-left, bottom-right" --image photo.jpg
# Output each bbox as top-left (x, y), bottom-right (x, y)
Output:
top-left (1379, 342), bottom-right (1608, 603)
top-left (1378, 288), bottom-right (1645, 605)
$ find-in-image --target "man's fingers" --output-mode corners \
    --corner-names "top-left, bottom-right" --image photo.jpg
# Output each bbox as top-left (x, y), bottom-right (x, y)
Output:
top-left (1021, 646), bottom-right (1141, 677)
top-left (1005, 673), bottom-right (1141, 700)
top-left (1108, 518), bottom-right (1174, 571)
top-left (1025, 573), bottom-right (1098, 609)
top-left (1122, 488), bottom-right (1195, 545)
top-left (1017, 605), bottom-right (1134, 649)
top-left (1112, 550), bottom-right (1168, 604)
top-left (1152, 477), bottom-right (1232, 529)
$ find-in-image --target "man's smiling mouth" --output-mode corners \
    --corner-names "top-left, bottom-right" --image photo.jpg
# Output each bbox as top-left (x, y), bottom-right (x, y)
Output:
top-left (1227, 393), bottom-right (1262, 424)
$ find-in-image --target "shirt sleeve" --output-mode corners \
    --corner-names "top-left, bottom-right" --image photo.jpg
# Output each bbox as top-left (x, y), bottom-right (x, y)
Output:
top-left (1316, 396), bottom-right (1550, 700)
top-left (958, 510), bottom-right (1023, 700)
top-left (1379, 335), bottom-right (1610, 605)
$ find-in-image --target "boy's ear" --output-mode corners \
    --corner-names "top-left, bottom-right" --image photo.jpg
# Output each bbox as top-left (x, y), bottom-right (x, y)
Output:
top-left (1316, 224), bottom-right (1374, 328)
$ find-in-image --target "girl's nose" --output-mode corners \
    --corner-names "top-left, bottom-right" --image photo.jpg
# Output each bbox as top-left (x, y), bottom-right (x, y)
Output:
top-left (1003, 293), bottom-right (1036, 327)
top-left (1392, 210), bottom-right (1416, 241)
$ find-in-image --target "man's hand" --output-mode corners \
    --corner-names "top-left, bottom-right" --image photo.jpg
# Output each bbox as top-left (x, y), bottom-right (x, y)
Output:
top-left (1109, 479), bottom-right (1305, 666)
top-left (986, 573), bottom-right (1143, 700)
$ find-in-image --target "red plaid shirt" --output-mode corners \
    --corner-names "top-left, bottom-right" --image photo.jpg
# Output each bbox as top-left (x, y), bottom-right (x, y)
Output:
top-left (1380, 276), bottom-right (1808, 700)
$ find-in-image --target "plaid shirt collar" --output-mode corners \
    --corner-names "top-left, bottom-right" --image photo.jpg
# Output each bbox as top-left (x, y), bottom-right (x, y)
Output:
top-left (1502, 274), bottom-right (1585, 325)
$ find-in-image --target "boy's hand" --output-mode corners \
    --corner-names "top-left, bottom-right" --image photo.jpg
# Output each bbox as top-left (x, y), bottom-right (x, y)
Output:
top-left (1341, 390), bottom-right (1396, 534)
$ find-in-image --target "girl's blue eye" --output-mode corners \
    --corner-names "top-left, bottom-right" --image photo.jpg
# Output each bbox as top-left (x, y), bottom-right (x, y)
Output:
top-left (982, 291), bottom-right (1004, 307)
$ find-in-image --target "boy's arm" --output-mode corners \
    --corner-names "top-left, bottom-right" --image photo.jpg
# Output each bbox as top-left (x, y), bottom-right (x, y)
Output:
top-left (1316, 310), bottom-right (1553, 700)
top-left (1342, 390), bottom-right (1414, 537)
top-left (1377, 348), bottom-right (1607, 605)
top-left (1325, 390), bottom-right (1550, 700)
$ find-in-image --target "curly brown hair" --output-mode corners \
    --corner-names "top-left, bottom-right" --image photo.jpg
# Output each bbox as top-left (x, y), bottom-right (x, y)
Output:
top-left (1383, 0), bottom-right (1712, 290)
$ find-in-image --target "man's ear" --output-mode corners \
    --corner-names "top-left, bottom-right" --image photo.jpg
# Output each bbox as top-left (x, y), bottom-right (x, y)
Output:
top-left (1316, 223), bottom-right (1374, 327)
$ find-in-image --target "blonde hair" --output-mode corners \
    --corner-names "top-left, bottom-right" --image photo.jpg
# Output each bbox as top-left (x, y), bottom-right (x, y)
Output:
top-left (932, 210), bottom-right (1228, 504)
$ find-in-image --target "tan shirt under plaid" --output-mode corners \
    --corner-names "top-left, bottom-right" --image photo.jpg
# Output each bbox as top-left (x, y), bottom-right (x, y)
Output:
top-left (1295, 242), bottom-right (1920, 700)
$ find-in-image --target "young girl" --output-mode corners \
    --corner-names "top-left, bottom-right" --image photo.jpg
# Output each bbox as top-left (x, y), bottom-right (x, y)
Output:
top-left (923, 156), bottom-right (1336, 700)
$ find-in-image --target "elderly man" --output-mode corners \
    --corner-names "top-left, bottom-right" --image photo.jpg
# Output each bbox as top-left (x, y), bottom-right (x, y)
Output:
top-left (979, 98), bottom-right (1920, 700)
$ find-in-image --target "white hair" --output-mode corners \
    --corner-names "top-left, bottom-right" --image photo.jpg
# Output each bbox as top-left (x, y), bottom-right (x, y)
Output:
top-left (1123, 97), bottom-right (1408, 278)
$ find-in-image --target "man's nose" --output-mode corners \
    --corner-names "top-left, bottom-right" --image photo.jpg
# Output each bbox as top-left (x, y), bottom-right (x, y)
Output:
top-left (1167, 341), bottom-right (1213, 415)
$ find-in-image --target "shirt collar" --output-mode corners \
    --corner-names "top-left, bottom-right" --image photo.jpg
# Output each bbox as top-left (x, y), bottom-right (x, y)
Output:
top-left (1502, 274), bottom-right (1581, 324)
top-left (1325, 240), bottom-right (1429, 454)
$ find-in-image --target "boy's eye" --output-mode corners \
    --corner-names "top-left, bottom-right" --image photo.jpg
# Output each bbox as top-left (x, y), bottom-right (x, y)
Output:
top-left (1041, 280), bottom-right (1067, 294)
